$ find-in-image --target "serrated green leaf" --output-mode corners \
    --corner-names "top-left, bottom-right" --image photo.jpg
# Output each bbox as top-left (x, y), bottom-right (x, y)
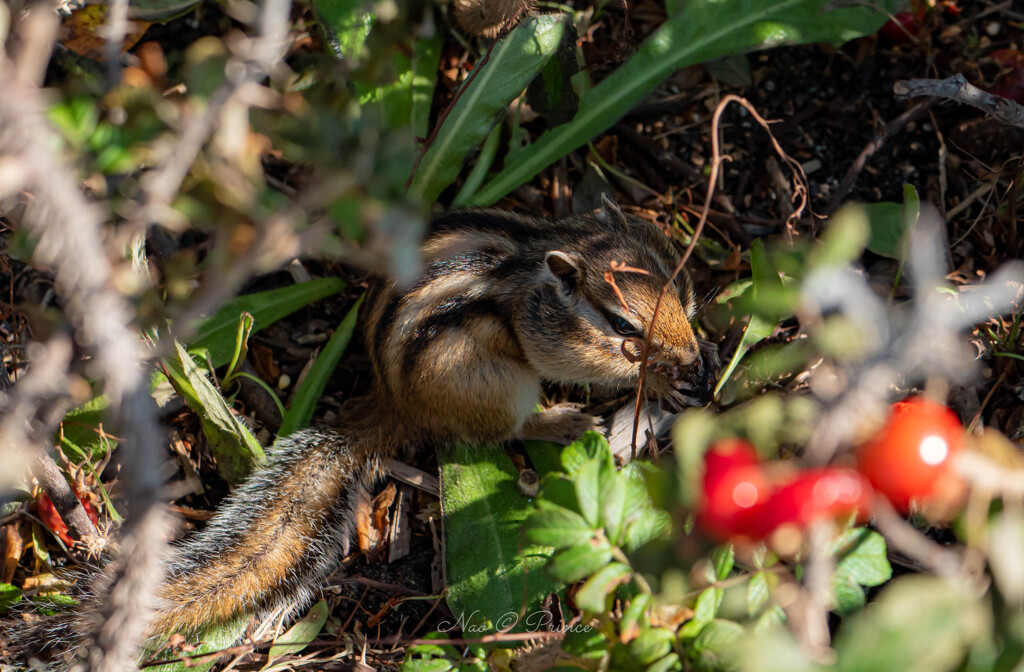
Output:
top-left (264, 600), bottom-right (329, 668)
top-left (691, 619), bottom-right (744, 671)
top-left (440, 445), bottom-right (561, 634)
top-left (831, 574), bottom-right (866, 614)
top-left (679, 587), bottom-right (723, 639)
top-left (560, 431), bottom-right (614, 474)
top-left (549, 543), bottom-right (613, 583)
top-left (647, 653), bottom-right (683, 672)
top-left (278, 295), bottom-right (363, 437)
top-left (575, 562), bottom-right (632, 615)
top-left (410, 14), bottom-right (565, 204)
top-left (574, 457), bottom-right (602, 528)
top-left (628, 627), bottom-right (675, 665)
top-left (832, 528), bottom-right (891, 587)
top-left (189, 278), bottom-right (345, 369)
top-left (471, 0), bottom-right (900, 206)
top-left (526, 505), bottom-right (595, 549)
top-left (754, 605), bottom-right (787, 634)
top-left (747, 571), bottom-right (778, 617)
top-left (313, 0), bottom-right (372, 61)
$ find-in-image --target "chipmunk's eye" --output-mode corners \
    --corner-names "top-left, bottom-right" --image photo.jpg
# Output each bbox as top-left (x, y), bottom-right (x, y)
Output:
top-left (607, 313), bottom-right (641, 338)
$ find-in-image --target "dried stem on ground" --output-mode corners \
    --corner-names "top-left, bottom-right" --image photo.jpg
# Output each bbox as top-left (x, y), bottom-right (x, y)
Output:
top-left (894, 74), bottom-right (1024, 130)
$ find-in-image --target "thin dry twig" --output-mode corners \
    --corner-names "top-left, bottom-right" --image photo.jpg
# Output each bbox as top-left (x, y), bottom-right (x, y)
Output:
top-left (826, 100), bottom-right (936, 214)
top-left (629, 95), bottom-right (808, 454)
top-left (894, 73), bottom-right (1024, 130)
top-left (34, 451), bottom-right (99, 544)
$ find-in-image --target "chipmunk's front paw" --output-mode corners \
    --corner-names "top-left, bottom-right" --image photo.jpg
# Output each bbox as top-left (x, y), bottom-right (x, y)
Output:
top-left (519, 403), bottom-right (603, 444)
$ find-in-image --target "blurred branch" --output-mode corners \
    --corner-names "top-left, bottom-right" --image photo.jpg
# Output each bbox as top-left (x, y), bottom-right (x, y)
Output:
top-left (872, 495), bottom-right (963, 577)
top-left (894, 74), bottom-right (1024, 130)
top-left (101, 0), bottom-right (129, 88)
top-left (133, 0), bottom-right (293, 229)
top-left (0, 7), bottom-right (171, 670)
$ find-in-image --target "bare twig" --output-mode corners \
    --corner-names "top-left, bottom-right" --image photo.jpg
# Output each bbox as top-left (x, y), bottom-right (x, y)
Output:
top-left (894, 74), bottom-right (1024, 130)
top-left (101, 0), bottom-right (130, 88)
top-left (34, 451), bottom-right (99, 543)
top-left (1, 11), bottom-right (172, 667)
top-left (131, 0), bottom-right (293, 229)
top-left (826, 100), bottom-right (936, 214)
top-left (630, 95), bottom-right (808, 454)
top-left (871, 495), bottom-right (963, 577)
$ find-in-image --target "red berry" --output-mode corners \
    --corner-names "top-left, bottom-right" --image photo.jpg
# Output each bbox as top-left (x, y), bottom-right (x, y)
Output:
top-left (752, 468), bottom-right (872, 539)
top-left (698, 440), bottom-right (771, 540)
top-left (856, 397), bottom-right (964, 512)
top-left (878, 12), bottom-right (917, 43)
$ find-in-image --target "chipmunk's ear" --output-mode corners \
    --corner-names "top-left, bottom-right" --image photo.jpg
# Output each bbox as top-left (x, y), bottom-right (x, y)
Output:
top-left (544, 250), bottom-right (582, 296)
top-left (597, 193), bottom-right (625, 225)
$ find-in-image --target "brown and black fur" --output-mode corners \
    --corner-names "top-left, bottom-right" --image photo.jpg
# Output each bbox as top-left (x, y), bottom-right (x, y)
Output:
top-left (31, 198), bottom-right (715, 665)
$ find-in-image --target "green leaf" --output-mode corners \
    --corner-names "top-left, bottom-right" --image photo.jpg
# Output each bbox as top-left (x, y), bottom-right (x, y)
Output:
top-left (278, 295), bottom-right (364, 437)
top-left (747, 570), bottom-right (778, 616)
top-left (574, 562), bottom-right (632, 615)
top-left (440, 445), bottom-right (561, 634)
top-left (549, 542), bottom-right (613, 583)
top-left (832, 528), bottom-right (891, 588)
top-left (526, 504), bottom-right (595, 549)
top-left (862, 188), bottom-right (920, 260)
top-left (58, 396), bottom-right (115, 463)
top-left (470, 0), bottom-right (900, 206)
top-left (714, 239), bottom-right (785, 397)
top-left (812, 205), bottom-right (870, 269)
top-left (574, 457), bottom-right (603, 528)
top-left (672, 408), bottom-right (717, 509)
top-left (410, 14), bottom-right (565, 204)
top-left (712, 545), bottom-right (735, 581)
top-left (314, 0), bottom-right (372, 61)
top-left (0, 583), bottom-right (22, 613)
top-left (679, 587), bottom-right (723, 639)
top-left (167, 342), bottom-right (266, 483)
top-left (401, 660), bottom-right (453, 672)
top-left (835, 576), bottom-right (988, 672)
top-left (620, 592), bottom-right (651, 639)
top-left (628, 627), bottom-right (675, 665)
top-left (146, 616), bottom-right (248, 672)
top-left (263, 600), bottom-right (329, 668)
top-left (188, 278), bottom-right (345, 369)
top-left (562, 628), bottom-right (608, 658)
top-left (691, 619), bottom-right (744, 669)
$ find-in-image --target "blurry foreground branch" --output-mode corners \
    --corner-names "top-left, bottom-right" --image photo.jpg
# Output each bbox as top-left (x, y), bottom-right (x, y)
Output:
top-left (0, 0), bottom-right (292, 666)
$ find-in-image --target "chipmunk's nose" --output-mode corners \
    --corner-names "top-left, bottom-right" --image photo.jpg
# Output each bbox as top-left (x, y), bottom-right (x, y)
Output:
top-left (689, 354), bottom-right (716, 404)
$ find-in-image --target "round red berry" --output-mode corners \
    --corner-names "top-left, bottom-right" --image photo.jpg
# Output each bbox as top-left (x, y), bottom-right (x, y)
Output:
top-left (856, 397), bottom-right (964, 512)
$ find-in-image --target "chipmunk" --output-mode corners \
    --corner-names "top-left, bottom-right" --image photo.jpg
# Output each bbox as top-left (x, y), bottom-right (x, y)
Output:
top-left (27, 196), bottom-right (716, 665)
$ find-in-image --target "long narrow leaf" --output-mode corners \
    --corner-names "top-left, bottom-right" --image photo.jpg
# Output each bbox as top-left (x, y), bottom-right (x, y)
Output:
top-left (189, 278), bottom-right (345, 368)
top-left (469, 0), bottom-right (898, 206)
top-left (410, 14), bottom-right (565, 204)
top-left (279, 295), bottom-right (364, 437)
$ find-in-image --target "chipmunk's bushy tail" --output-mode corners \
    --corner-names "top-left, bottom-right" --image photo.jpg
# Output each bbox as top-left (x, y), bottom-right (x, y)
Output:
top-left (7, 417), bottom-right (390, 668)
